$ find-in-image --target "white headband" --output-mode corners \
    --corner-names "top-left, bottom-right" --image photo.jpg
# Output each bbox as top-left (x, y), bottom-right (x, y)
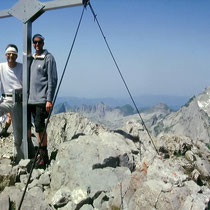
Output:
top-left (5, 47), bottom-right (18, 55)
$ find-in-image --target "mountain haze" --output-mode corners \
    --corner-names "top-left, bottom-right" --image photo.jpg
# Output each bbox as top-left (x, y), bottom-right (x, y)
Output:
top-left (55, 94), bottom-right (188, 110)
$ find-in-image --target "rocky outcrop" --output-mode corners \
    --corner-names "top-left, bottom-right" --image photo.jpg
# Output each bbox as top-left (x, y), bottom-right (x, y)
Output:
top-left (47, 112), bottom-right (109, 154)
top-left (197, 86), bottom-right (210, 115)
top-left (0, 159), bottom-right (16, 192)
top-left (152, 97), bottom-right (210, 144)
top-left (0, 112), bottom-right (209, 210)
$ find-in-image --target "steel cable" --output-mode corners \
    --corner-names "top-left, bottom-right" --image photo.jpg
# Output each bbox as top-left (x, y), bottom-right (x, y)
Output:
top-left (18, 1), bottom-right (159, 208)
top-left (18, 5), bottom-right (86, 210)
top-left (87, 2), bottom-right (159, 155)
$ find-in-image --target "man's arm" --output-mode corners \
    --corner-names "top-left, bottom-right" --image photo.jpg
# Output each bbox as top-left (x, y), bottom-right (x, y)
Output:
top-left (46, 54), bottom-right (58, 112)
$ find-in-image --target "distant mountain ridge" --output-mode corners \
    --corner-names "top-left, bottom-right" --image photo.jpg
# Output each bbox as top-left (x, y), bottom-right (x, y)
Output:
top-left (55, 94), bottom-right (189, 110)
top-left (54, 88), bottom-right (210, 144)
top-left (53, 94), bottom-right (188, 120)
top-left (54, 102), bottom-right (136, 117)
top-left (54, 101), bottom-right (172, 130)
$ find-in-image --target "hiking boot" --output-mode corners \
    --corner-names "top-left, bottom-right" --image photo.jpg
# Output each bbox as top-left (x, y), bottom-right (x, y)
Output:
top-left (0, 127), bottom-right (8, 137)
top-left (35, 147), bottom-right (49, 169)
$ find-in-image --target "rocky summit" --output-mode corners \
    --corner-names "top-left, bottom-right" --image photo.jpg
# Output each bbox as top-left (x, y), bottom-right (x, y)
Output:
top-left (0, 89), bottom-right (210, 209)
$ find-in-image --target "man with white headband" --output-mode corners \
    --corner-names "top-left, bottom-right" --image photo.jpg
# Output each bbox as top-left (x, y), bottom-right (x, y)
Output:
top-left (0, 44), bottom-right (23, 163)
top-left (28, 34), bottom-right (57, 168)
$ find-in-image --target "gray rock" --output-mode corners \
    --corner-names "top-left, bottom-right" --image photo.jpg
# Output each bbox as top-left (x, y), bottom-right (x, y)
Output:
top-left (195, 155), bottom-right (210, 179)
top-left (0, 194), bottom-right (10, 210)
top-left (191, 169), bottom-right (202, 185)
top-left (39, 173), bottom-right (50, 186)
top-left (51, 187), bottom-right (71, 208)
top-left (0, 159), bottom-right (16, 192)
top-left (31, 169), bottom-right (42, 180)
top-left (50, 132), bottom-right (134, 197)
top-left (93, 192), bottom-right (108, 209)
top-left (18, 159), bottom-right (31, 168)
top-left (47, 112), bottom-right (108, 153)
top-left (28, 179), bottom-right (42, 189)
top-left (185, 150), bottom-right (195, 162)
top-left (181, 194), bottom-right (207, 210)
top-left (38, 168), bottom-right (45, 175)
top-left (156, 135), bottom-right (192, 156)
top-left (79, 204), bottom-right (94, 210)
top-left (19, 174), bottom-right (29, 185)
top-left (123, 120), bottom-right (143, 138)
top-left (18, 167), bottom-right (27, 175)
top-left (58, 201), bottom-right (76, 210)
top-left (28, 186), bottom-right (45, 201)
top-left (0, 186), bottom-right (51, 210)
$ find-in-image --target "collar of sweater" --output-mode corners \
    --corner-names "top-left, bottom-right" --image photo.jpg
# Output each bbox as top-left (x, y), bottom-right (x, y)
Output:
top-left (33, 50), bottom-right (48, 59)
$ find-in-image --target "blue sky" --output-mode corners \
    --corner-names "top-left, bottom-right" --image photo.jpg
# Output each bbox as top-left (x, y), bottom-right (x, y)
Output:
top-left (0, 0), bottom-right (210, 99)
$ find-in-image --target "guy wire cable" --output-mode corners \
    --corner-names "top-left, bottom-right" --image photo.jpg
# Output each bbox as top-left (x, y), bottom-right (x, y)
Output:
top-left (18, 4), bottom-right (87, 210)
top-left (87, 1), bottom-right (159, 155)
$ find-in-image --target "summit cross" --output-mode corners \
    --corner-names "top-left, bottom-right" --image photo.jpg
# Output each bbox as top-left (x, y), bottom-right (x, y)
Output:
top-left (0, 0), bottom-right (87, 158)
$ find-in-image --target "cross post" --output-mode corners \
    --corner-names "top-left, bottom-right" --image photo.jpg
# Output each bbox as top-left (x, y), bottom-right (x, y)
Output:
top-left (0, 0), bottom-right (86, 159)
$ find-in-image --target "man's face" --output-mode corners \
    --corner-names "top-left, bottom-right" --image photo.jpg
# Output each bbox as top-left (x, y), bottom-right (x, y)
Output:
top-left (33, 37), bottom-right (44, 52)
top-left (5, 53), bottom-right (17, 64)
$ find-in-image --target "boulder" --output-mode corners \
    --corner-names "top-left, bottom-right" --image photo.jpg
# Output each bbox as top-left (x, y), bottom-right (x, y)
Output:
top-left (0, 159), bottom-right (16, 192)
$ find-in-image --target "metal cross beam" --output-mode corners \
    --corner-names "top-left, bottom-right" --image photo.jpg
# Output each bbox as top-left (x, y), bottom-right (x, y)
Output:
top-left (0, 0), bottom-right (86, 159)
top-left (0, 0), bottom-right (85, 22)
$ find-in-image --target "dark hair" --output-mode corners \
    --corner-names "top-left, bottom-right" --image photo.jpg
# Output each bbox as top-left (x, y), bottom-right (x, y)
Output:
top-left (32, 34), bottom-right (45, 42)
top-left (5, 44), bottom-right (18, 52)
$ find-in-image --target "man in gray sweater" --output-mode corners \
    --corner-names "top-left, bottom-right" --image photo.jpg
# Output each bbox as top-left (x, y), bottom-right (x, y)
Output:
top-left (28, 34), bottom-right (57, 168)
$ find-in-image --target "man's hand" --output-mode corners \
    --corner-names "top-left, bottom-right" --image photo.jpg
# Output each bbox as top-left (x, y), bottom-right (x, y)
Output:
top-left (46, 101), bottom-right (52, 112)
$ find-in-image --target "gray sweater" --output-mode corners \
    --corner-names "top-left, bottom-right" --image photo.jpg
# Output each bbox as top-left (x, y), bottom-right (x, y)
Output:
top-left (28, 50), bottom-right (57, 104)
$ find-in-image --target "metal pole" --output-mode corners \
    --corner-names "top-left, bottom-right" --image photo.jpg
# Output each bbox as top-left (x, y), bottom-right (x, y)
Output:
top-left (22, 22), bottom-right (32, 159)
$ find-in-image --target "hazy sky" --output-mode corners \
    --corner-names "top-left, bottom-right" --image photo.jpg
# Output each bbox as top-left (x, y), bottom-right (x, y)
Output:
top-left (0, 0), bottom-right (210, 99)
